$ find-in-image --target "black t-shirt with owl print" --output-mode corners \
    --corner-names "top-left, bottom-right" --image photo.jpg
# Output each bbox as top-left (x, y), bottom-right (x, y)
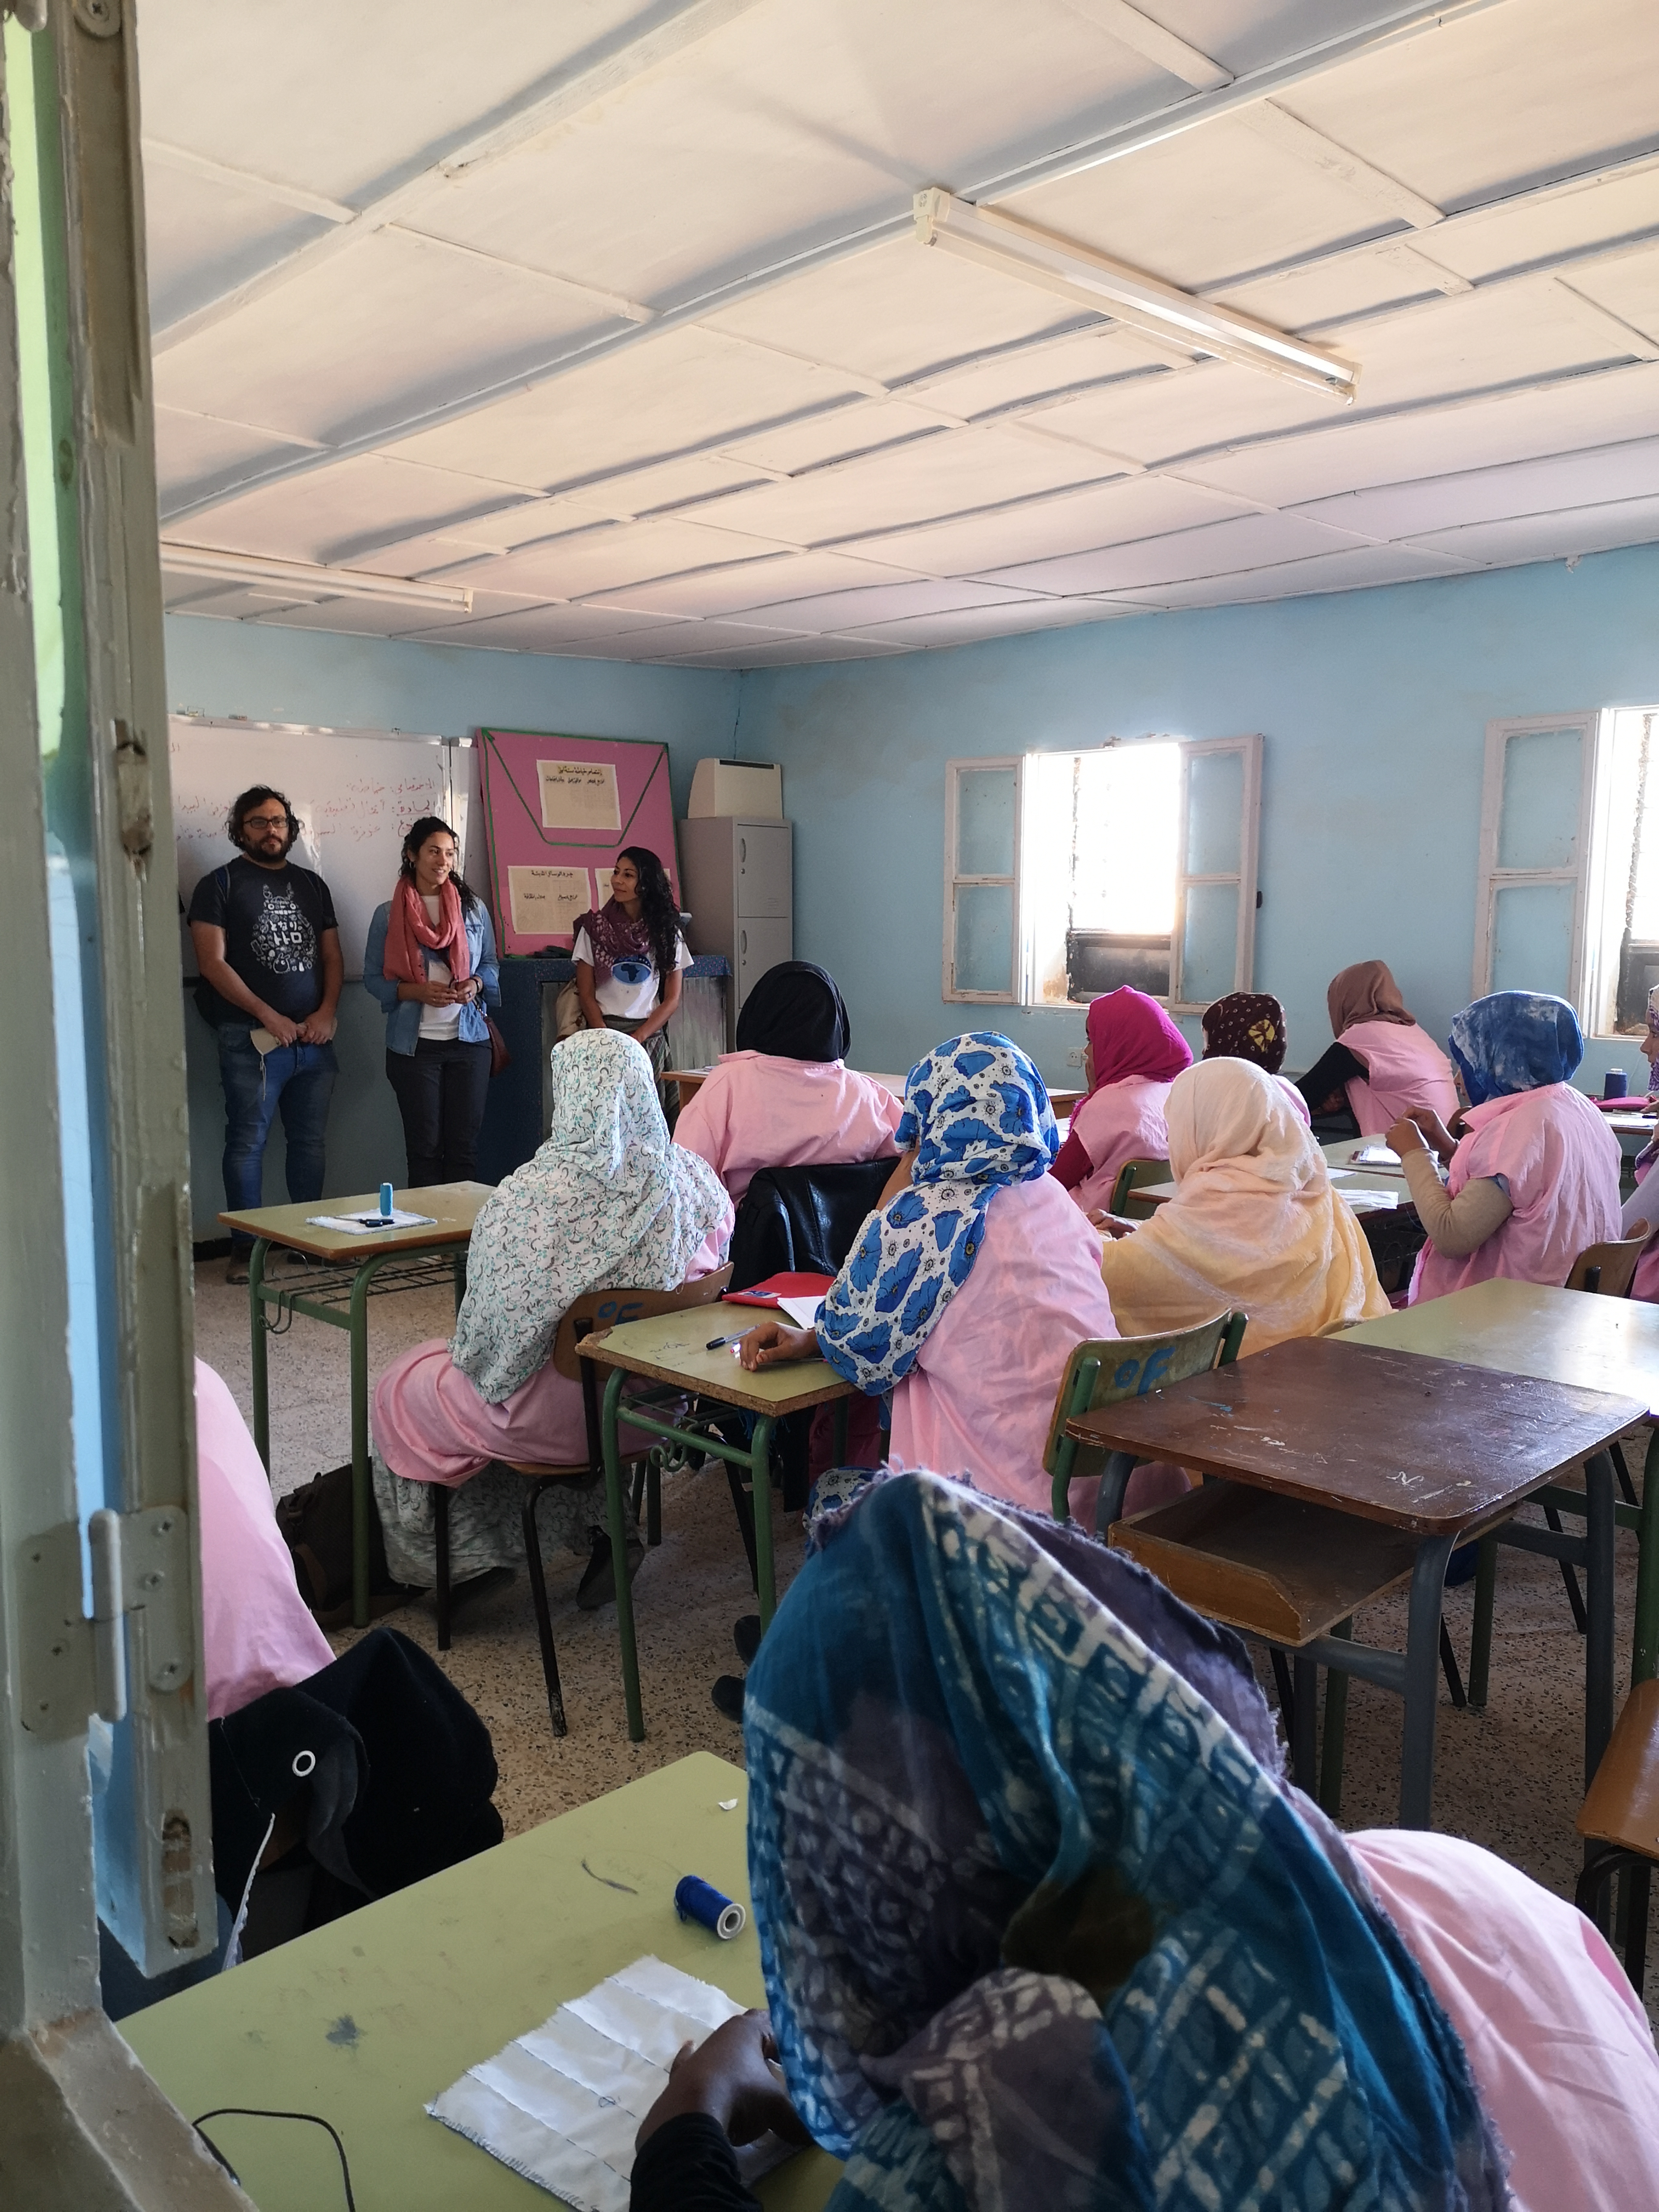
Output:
top-left (188, 857), bottom-right (339, 1025)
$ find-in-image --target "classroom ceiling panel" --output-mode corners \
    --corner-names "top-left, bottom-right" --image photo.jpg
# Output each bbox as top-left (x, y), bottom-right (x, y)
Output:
top-left (164, 454), bottom-right (545, 566)
top-left (579, 548), bottom-right (928, 617)
top-left (382, 326), bottom-right (863, 493)
top-left (1401, 491), bottom-right (1659, 565)
top-left (979, 510), bottom-right (1369, 595)
top-left (144, 0), bottom-right (1659, 661)
top-left (138, 0), bottom-right (648, 206)
top-left (1293, 435), bottom-right (1659, 543)
top-left (655, 631), bottom-right (910, 667)
top-left (843, 598), bottom-right (1135, 649)
top-left (161, 582), bottom-right (320, 620)
top-left (1169, 364), bottom-right (1659, 506)
top-left (840, 474), bottom-right (1251, 579)
top-left (154, 229), bottom-right (628, 449)
top-left (1279, 0), bottom-right (1659, 209)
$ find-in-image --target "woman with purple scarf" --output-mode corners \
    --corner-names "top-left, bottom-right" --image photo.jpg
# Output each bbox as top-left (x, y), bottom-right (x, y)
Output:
top-left (570, 845), bottom-right (690, 1089)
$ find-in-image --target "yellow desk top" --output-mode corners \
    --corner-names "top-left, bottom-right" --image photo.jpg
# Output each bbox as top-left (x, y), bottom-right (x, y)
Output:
top-left (1341, 1277), bottom-right (1659, 1422)
top-left (220, 1181), bottom-right (494, 1261)
top-left (580, 1305), bottom-right (853, 1417)
top-left (121, 1753), bottom-right (838, 2212)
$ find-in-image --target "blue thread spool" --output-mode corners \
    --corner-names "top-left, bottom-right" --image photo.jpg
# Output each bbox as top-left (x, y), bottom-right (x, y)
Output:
top-left (379, 1181), bottom-right (395, 1220)
top-left (1605, 1070), bottom-right (1630, 1101)
top-left (674, 1874), bottom-right (745, 1940)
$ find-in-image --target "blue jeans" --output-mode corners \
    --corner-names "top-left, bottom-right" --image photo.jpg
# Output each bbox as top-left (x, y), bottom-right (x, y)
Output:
top-left (217, 1026), bottom-right (338, 1241)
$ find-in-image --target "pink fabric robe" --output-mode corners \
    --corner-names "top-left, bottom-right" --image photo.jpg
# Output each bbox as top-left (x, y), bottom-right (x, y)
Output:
top-left (1410, 1082), bottom-right (1621, 1303)
top-left (1062, 1075), bottom-right (1176, 1214)
top-left (373, 1219), bottom-right (729, 1486)
top-left (1350, 1830), bottom-right (1659, 2212)
top-left (889, 1173), bottom-right (1174, 1522)
top-left (196, 1358), bottom-right (331, 1720)
top-left (673, 1051), bottom-right (902, 1203)
top-left (1338, 1019), bottom-right (1460, 1137)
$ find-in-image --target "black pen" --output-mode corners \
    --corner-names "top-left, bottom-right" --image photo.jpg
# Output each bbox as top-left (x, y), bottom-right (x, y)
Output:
top-left (705, 1331), bottom-right (747, 1350)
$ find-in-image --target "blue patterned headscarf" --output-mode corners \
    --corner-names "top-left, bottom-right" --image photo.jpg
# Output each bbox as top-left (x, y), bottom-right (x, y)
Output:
top-left (746, 1473), bottom-right (1506, 2212)
top-left (1449, 990), bottom-right (1584, 1106)
top-left (816, 1034), bottom-right (1057, 1393)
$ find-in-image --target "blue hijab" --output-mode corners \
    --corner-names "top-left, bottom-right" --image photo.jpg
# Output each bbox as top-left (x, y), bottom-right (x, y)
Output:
top-left (1448, 990), bottom-right (1584, 1107)
top-left (746, 1473), bottom-right (1506, 2212)
top-left (816, 1034), bottom-right (1057, 1394)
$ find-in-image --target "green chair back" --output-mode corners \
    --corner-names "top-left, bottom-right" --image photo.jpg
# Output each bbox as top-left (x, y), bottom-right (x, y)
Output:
top-left (1108, 1157), bottom-right (1170, 1218)
top-left (1045, 1310), bottom-right (1247, 1520)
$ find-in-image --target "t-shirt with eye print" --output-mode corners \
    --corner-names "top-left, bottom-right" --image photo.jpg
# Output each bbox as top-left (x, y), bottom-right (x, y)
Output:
top-left (188, 856), bottom-right (339, 1024)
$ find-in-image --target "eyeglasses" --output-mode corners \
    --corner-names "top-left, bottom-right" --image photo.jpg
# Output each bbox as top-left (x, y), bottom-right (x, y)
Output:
top-left (242, 813), bottom-right (290, 832)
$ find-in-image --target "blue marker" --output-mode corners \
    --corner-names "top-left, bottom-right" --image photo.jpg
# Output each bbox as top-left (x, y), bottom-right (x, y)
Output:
top-left (379, 1181), bottom-right (394, 1222)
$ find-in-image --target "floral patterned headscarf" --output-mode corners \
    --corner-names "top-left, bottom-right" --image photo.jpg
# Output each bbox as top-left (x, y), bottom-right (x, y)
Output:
top-left (450, 1028), bottom-right (727, 1402)
top-left (816, 1034), bottom-right (1057, 1394)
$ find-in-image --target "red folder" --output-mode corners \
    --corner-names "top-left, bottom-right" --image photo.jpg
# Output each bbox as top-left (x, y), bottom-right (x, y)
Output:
top-left (721, 1271), bottom-right (836, 1309)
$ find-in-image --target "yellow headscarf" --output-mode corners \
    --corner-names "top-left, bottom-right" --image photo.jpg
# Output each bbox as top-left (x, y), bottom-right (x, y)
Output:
top-left (1099, 1058), bottom-right (1389, 1350)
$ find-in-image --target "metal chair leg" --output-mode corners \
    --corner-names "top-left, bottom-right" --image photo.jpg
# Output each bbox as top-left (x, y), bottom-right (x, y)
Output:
top-left (1319, 1619), bottom-right (1352, 1818)
top-left (434, 1483), bottom-right (451, 1652)
top-left (1612, 1439), bottom-right (1639, 1510)
top-left (1439, 1620), bottom-right (1467, 1709)
top-left (519, 1482), bottom-right (568, 1739)
top-left (1624, 1860), bottom-right (1652, 1999)
top-left (725, 1459), bottom-right (759, 1590)
top-left (1469, 1535), bottom-right (1499, 1709)
top-left (1269, 1647), bottom-right (1295, 1735)
top-left (1543, 1501), bottom-right (1589, 1634)
top-left (1290, 1653), bottom-right (1318, 1793)
top-left (647, 1456), bottom-right (662, 1547)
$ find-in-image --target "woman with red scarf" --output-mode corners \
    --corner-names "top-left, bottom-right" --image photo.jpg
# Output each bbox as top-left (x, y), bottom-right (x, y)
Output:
top-left (1050, 985), bottom-right (1192, 1214)
top-left (364, 816), bottom-right (500, 1186)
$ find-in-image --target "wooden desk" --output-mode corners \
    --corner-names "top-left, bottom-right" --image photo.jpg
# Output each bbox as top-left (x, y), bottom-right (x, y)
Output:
top-left (580, 1310), bottom-right (852, 1740)
top-left (220, 1182), bottom-right (494, 1626)
top-left (1343, 1280), bottom-right (1659, 1687)
top-left (121, 1753), bottom-right (838, 2212)
top-left (1067, 1334), bottom-right (1642, 1825)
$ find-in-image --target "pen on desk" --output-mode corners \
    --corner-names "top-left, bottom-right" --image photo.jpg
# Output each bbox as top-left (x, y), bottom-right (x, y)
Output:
top-left (705, 1330), bottom-right (748, 1350)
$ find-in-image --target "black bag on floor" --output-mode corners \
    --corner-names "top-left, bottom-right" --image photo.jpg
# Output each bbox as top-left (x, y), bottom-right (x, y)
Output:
top-left (275, 1462), bottom-right (407, 1628)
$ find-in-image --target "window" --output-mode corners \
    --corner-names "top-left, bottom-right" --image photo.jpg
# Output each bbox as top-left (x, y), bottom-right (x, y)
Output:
top-left (943, 736), bottom-right (1262, 1012)
top-left (1473, 709), bottom-right (1659, 1036)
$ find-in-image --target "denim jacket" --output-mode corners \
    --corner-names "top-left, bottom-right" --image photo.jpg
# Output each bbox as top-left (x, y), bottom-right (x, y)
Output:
top-left (364, 898), bottom-right (501, 1056)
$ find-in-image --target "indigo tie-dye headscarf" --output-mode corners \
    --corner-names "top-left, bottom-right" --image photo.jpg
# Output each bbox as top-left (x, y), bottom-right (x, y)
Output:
top-left (815, 1034), bottom-right (1057, 1393)
top-left (1448, 990), bottom-right (1584, 1107)
top-left (746, 1472), bottom-right (1507, 2212)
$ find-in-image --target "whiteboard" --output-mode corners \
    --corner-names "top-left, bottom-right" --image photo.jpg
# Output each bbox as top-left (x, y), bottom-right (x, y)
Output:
top-left (170, 719), bottom-right (475, 980)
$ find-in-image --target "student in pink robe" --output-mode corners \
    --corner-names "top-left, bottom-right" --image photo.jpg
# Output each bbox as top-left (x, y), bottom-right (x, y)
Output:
top-left (1298, 960), bottom-right (1459, 1136)
top-left (196, 1357), bottom-right (332, 1721)
top-left (1050, 986), bottom-right (1191, 1215)
top-left (736, 1032), bottom-right (1171, 1523)
top-left (1393, 991), bottom-right (1621, 1303)
top-left (673, 961), bottom-right (901, 1205)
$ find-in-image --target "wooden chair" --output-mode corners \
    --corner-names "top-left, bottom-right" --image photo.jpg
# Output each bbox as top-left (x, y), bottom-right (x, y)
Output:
top-left (1468, 1233), bottom-right (1650, 1692)
top-left (430, 1265), bottom-right (731, 1740)
top-left (1107, 1157), bottom-right (1169, 1220)
top-left (1576, 1676), bottom-right (1659, 1992)
top-left (1045, 1311), bottom-right (1246, 1524)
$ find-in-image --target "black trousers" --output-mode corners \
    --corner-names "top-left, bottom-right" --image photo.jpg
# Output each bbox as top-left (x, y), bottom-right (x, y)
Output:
top-left (384, 1039), bottom-right (491, 1187)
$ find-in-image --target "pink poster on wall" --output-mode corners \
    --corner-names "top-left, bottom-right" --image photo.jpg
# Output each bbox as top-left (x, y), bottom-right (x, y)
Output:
top-left (477, 729), bottom-right (679, 957)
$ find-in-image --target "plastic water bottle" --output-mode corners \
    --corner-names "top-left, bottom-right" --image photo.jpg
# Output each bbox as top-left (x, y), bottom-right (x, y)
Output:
top-left (379, 1181), bottom-right (394, 1221)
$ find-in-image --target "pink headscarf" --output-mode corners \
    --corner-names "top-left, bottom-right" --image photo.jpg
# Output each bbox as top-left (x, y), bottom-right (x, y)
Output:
top-left (1086, 987), bottom-right (1192, 1094)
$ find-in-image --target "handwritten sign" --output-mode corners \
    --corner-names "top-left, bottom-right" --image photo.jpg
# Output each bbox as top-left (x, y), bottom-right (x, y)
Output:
top-left (538, 758), bottom-right (620, 833)
top-left (508, 864), bottom-right (592, 943)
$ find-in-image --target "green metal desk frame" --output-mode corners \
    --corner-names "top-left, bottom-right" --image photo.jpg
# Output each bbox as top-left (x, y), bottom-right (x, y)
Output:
top-left (248, 1239), bottom-right (468, 1627)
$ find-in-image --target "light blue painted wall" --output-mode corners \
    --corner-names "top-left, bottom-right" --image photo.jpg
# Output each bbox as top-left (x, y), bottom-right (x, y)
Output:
top-left (165, 615), bottom-right (739, 1234)
top-left (734, 545), bottom-right (1659, 1097)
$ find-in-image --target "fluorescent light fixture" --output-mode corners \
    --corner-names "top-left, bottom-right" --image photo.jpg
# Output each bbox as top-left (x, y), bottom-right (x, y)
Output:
top-left (914, 187), bottom-right (1359, 402)
top-left (158, 542), bottom-right (474, 612)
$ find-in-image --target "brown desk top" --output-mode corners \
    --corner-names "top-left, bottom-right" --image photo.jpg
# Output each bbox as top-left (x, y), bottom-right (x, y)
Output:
top-left (220, 1181), bottom-right (493, 1261)
top-left (1066, 1333), bottom-right (1644, 1536)
top-left (579, 1306), bottom-right (852, 1418)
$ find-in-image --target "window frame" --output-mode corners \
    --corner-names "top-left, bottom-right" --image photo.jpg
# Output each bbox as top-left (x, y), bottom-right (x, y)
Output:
top-left (1471, 711), bottom-right (1610, 1019)
top-left (1168, 733), bottom-right (1263, 1017)
top-left (942, 755), bottom-right (1023, 1003)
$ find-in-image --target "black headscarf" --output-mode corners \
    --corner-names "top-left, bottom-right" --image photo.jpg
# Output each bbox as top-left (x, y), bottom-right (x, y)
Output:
top-left (735, 961), bottom-right (850, 1062)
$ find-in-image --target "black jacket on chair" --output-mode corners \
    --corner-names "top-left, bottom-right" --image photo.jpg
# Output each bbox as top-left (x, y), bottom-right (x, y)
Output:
top-left (726, 1159), bottom-right (895, 1292)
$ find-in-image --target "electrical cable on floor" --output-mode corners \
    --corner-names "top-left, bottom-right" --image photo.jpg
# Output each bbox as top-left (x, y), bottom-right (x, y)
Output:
top-left (191, 2107), bottom-right (356, 2210)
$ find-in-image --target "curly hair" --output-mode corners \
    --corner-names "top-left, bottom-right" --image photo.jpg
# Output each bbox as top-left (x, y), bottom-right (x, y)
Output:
top-left (616, 843), bottom-right (680, 997)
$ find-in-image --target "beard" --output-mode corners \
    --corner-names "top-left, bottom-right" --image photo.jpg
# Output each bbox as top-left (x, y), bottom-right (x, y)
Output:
top-left (237, 822), bottom-right (297, 862)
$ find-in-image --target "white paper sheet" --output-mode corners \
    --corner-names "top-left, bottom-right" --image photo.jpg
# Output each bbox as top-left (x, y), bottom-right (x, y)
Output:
top-left (777, 1294), bottom-right (825, 1329)
top-left (305, 1209), bottom-right (437, 1233)
top-left (429, 1955), bottom-right (798, 2209)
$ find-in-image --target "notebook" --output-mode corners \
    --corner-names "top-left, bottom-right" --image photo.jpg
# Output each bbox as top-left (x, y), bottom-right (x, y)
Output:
top-left (720, 1271), bottom-right (835, 1309)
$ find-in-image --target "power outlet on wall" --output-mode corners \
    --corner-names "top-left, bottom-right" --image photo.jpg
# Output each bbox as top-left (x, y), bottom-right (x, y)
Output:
top-left (1066, 1047), bottom-right (1086, 1065)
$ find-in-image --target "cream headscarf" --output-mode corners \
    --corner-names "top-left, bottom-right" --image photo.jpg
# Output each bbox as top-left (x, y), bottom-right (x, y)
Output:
top-left (1099, 1057), bottom-right (1389, 1350)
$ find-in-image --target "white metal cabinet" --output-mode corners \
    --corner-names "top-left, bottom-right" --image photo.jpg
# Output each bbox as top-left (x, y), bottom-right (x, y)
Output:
top-left (678, 815), bottom-right (794, 1045)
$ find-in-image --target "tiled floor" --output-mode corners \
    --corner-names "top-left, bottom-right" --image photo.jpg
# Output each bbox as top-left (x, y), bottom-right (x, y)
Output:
top-left (195, 1256), bottom-right (1658, 2026)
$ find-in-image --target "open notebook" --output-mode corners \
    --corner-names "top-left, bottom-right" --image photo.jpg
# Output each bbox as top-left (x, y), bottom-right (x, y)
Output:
top-left (429, 1954), bottom-right (799, 2211)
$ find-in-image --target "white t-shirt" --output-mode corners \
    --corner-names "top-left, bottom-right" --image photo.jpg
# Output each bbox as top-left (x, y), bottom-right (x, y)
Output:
top-left (573, 925), bottom-right (692, 1020)
top-left (417, 892), bottom-right (463, 1040)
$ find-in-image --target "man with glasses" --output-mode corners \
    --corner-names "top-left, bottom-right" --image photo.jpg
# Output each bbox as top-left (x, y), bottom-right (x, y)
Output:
top-left (188, 786), bottom-right (344, 1282)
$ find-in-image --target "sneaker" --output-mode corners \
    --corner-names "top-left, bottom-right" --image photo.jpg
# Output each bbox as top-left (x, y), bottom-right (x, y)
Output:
top-left (225, 1254), bottom-right (250, 1286)
top-left (711, 1673), bottom-right (746, 1723)
top-left (575, 1531), bottom-right (645, 1611)
top-left (733, 1614), bottom-right (762, 1666)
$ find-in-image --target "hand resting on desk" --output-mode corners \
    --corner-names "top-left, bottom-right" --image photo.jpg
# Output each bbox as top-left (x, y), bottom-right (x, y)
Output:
top-left (635, 2010), bottom-right (810, 2154)
top-left (737, 1320), bottom-right (819, 1369)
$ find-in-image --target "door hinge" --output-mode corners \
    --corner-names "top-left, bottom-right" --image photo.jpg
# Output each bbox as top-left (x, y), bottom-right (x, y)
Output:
top-left (18, 1505), bottom-right (192, 1738)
